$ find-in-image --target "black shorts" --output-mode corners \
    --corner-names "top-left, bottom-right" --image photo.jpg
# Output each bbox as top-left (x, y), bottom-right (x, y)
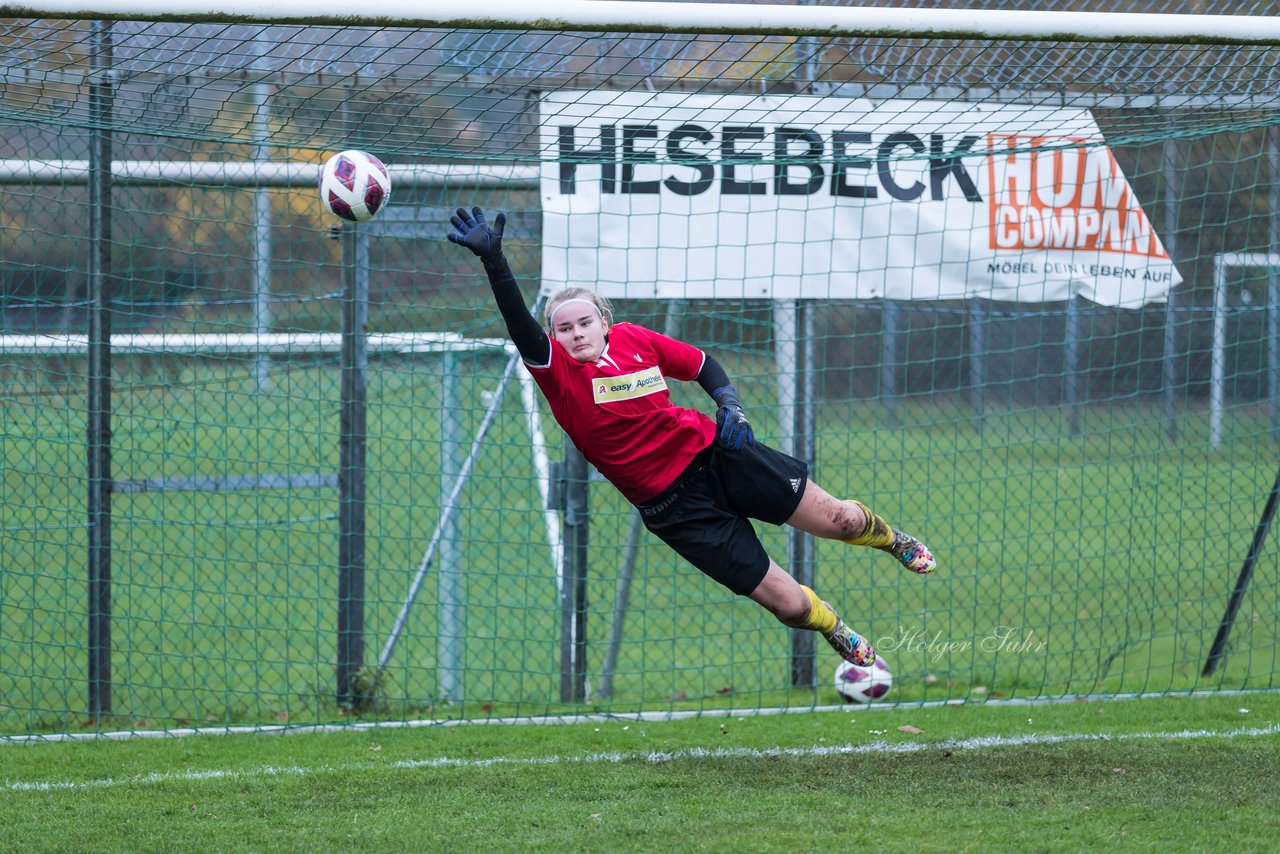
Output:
top-left (635, 441), bottom-right (809, 596)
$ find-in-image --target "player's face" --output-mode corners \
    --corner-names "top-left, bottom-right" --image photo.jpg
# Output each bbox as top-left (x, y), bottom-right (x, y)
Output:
top-left (551, 308), bottom-right (610, 362)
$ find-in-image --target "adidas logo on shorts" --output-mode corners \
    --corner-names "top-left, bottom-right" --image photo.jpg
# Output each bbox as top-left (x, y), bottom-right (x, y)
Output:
top-left (789, 478), bottom-right (802, 493)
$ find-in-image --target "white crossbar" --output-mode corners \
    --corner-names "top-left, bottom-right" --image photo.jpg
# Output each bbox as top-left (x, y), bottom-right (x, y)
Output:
top-left (0, 2), bottom-right (1276, 44)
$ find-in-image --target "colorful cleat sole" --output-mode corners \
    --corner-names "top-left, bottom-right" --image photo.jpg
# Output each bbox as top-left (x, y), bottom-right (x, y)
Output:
top-left (823, 608), bottom-right (876, 667)
top-left (889, 530), bottom-right (936, 575)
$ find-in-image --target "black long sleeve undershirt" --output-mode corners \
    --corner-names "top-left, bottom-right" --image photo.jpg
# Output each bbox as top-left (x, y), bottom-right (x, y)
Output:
top-left (695, 355), bottom-right (733, 403)
top-left (482, 252), bottom-right (550, 365)
top-left (482, 252), bottom-right (733, 403)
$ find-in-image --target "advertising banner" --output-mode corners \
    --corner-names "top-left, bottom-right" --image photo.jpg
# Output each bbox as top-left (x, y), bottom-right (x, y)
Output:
top-left (540, 91), bottom-right (1180, 307)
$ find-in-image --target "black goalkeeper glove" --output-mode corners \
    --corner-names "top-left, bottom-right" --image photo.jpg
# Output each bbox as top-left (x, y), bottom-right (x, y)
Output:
top-left (712, 385), bottom-right (754, 450)
top-left (447, 206), bottom-right (505, 259)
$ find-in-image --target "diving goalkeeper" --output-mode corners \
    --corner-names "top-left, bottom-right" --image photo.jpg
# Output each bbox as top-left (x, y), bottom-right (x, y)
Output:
top-left (447, 206), bottom-right (936, 667)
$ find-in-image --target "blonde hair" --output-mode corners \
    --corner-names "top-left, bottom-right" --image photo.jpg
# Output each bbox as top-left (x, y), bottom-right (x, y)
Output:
top-left (544, 288), bottom-right (615, 329)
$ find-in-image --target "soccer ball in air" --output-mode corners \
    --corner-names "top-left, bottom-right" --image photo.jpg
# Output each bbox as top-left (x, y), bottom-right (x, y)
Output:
top-left (834, 655), bottom-right (893, 703)
top-left (318, 149), bottom-right (391, 222)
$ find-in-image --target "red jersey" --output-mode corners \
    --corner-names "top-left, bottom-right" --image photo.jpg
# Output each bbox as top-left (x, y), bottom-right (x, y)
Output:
top-left (526, 322), bottom-right (716, 503)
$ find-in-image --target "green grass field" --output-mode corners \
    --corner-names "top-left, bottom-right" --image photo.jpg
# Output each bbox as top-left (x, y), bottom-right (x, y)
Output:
top-left (4, 692), bottom-right (1279, 851)
top-left (2, 354), bottom-right (1278, 734)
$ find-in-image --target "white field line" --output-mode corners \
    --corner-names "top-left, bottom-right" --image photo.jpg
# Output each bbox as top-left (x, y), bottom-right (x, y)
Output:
top-left (7, 722), bottom-right (1280, 793)
top-left (4, 687), bottom-right (1278, 745)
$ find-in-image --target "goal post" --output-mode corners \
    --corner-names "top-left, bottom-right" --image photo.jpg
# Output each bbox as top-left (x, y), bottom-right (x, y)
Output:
top-left (3, 3), bottom-right (1280, 735)
top-left (1210, 252), bottom-right (1280, 450)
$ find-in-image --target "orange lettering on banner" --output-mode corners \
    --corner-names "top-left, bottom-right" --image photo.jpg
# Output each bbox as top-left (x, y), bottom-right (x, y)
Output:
top-left (986, 133), bottom-right (1168, 259)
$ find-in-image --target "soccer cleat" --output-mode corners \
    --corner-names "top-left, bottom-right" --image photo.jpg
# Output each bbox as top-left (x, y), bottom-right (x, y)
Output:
top-left (823, 609), bottom-right (877, 667)
top-left (888, 529), bottom-right (936, 575)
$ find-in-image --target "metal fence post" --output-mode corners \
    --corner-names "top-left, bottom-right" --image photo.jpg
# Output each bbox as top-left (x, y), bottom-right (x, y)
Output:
top-left (438, 352), bottom-right (464, 703)
top-left (337, 222), bottom-right (368, 707)
top-left (560, 442), bottom-right (589, 703)
top-left (86, 19), bottom-right (115, 720)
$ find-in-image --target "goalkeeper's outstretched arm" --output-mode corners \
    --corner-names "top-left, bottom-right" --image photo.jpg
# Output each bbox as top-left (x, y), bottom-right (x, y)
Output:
top-left (693, 355), bottom-right (755, 451)
top-left (447, 206), bottom-right (550, 365)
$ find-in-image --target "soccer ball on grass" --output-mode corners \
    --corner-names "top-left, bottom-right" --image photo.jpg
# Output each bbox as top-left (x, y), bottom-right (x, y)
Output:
top-left (834, 655), bottom-right (893, 703)
top-left (318, 149), bottom-right (391, 222)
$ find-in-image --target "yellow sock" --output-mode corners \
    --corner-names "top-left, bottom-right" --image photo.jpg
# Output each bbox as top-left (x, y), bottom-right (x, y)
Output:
top-left (797, 585), bottom-right (838, 635)
top-left (843, 500), bottom-right (895, 549)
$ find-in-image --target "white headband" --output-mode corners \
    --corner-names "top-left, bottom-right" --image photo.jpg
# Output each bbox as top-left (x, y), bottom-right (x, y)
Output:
top-left (549, 298), bottom-right (605, 325)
